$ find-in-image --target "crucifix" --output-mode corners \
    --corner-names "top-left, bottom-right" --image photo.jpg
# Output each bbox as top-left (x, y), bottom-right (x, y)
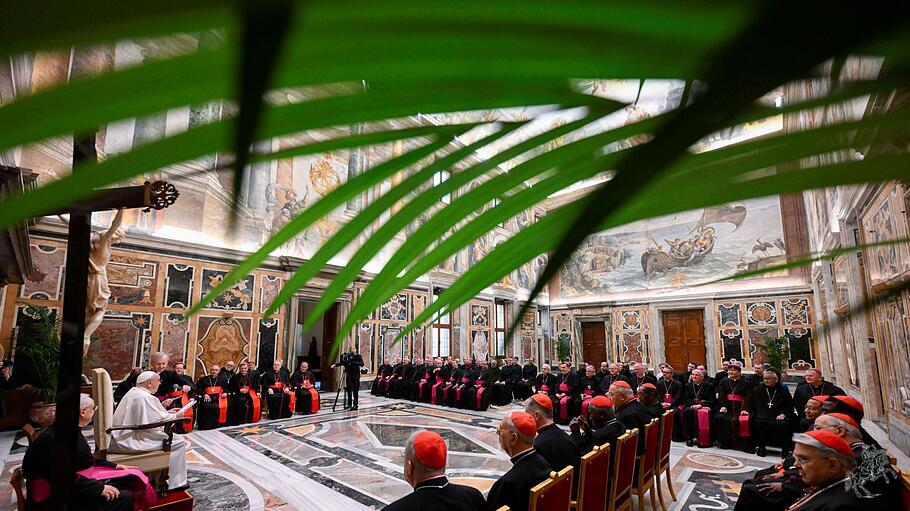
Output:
top-left (45, 134), bottom-right (179, 508)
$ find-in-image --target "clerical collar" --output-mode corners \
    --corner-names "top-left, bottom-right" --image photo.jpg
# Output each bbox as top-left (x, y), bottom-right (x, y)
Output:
top-left (510, 447), bottom-right (536, 464)
top-left (415, 476), bottom-right (449, 490)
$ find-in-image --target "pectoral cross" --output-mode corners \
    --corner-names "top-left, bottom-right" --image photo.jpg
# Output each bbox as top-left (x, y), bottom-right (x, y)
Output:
top-left (44, 134), bottom-right (178, 508)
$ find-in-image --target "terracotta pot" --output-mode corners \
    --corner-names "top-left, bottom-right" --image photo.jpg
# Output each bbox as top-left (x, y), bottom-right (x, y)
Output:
top-left (29, 402), bottom-right (56, 428)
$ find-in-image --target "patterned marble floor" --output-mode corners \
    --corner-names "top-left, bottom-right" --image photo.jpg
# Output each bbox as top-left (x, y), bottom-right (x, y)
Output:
top-left (0, 392), bottom-right (812, 511)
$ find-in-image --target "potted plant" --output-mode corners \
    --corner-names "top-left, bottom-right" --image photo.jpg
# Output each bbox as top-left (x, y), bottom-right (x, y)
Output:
top-left (758, 334), bottom-right (791, 377)
top-left (14, 304), bottom-right (60, 427)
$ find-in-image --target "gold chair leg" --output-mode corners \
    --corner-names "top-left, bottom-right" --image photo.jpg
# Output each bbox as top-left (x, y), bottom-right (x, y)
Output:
top-left (655, 474), bottom-right (667, 511)
top-left (664, 465), bottom-right (677, 501)
top-left (649, 485), bottom-right (658, 511)
top-left (638, 488), bottom-right (645, 511)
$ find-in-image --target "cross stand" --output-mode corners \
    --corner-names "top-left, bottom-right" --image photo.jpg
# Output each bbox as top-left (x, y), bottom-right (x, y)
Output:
top-left (49, 134), bottom-right (179, 508)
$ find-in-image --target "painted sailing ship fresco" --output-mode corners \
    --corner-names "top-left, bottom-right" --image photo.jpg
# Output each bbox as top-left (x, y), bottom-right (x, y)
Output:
top-left (559, 197), bottom-right (788, 297)
top-left (641, 203), bottom-right (746, 277)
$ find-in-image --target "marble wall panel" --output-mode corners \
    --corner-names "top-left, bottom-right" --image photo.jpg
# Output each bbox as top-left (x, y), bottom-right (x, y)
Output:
top-left (83, 312), bottom-right (153, 380)
top-left (257, 318), bottom-right (279, 370)
top-left (259, 275), bottom-right (281, 313)
top-left (18, 244), bottom-right (65, 300)
top-left (165, 264), bottom-right (194, 308)
top-left (195, 316), bottom-right (252, 375)
top-left (107, 256), bottom-right (157, 306)
top-left (201, 269), bottom-right (255, 311)
top-left (160, 313), bottom-right (190, 364)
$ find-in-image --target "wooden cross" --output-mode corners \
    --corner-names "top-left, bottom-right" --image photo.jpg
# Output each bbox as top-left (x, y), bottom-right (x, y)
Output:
top-left (47, 134), bottom-right (178, 507)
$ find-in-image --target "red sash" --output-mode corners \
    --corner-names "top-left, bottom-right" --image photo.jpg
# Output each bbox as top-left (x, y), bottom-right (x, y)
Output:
top-left (431, 376), bottom-right (445, 404)
top-left (461, 377), bottom-right (471, 384)
top-left (696, 407), bottom-right (712, 447)
top-left (271, 382), bottom-right (295, 414)
top-left (475, 380), bottom-right (486, 409)
top-left (241, 386), bottom-right (262, 422)
top-left (205, 386), bottom-right (228, 424)
top-left (168, 390), bottom-right (193, 432)
top-left (726, 394), bottom-right (750, 437)
top-left (663, 394), bottom-right (673, 404)
top-left (583, 389), bottom-right (594, 396)
top-left (540, 384), bottom-right (550, 392)
top-left (558, 382), bottom-right (570, 392)
top-left (559, 395), bottom-right (571, 420)
top-left (300, 383), bottom-right (319, 413)
top-left (581, 399), bottom-right (590, 418)
top-left (78, 466), bottom-right (157, 510)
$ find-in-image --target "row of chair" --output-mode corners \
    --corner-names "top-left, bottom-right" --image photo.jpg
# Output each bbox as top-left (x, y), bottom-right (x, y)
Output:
top-left (528, 410), bottom-right (677, 511)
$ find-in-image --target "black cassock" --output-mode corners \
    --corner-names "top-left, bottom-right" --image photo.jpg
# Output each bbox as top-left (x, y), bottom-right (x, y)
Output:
top-left (598, 373), bottom-right (631, 394)
top-left (682, 380), bottom-right (715, 447)
top-left (485, 449), bottom-right (553, 511)
top-left (576, 376), bottom-right (600, 418)
top-left (22, 426), bottom-right (139, 511)
top-left (333, 352), bottom-right (364, 407)
top-left (261, 368), bottom-right (294, 419)
top-left (792, 380), bottom-right (845, 419)
top-left (371, 363), bottom-right (392, 395)
top-left (291, 369), bottom-right (320, 414)
top-left (750, 383), bottom-right (796, 452)
top-left (534, 422), bottom-right (581, 494)
top-left (430, 364), bottom-right (453, 404)
top-left (196, 374), bottom-right (230, 430)
top-left (389, 363), bottom-right (414, 398)
top-left (656, 376), bottom-right (684, 440)
top-left (785, 477), bottom-right (892, 510)
top-left (407, 364), bottom-right (429, 401)
top-left (165, 374), bottom-right (196, 433)
top-left (570, 418), bottom-right (627, 457)
top-left (492, 363), bottom-right (517, 406)
top-left (466, 368), bottom-right (496, 411)
top-left (451, 366), bottom-right (478, 409)
top-left (630, 373), bottom-right (658, 395)
top-left (552, 371), bottom-right (579, 424)
top-left (533, 372), bottom-right (559, 397)
top-left (229, 371), bottom-right (261, 425)
top-left (615, 399), bottom-right (652, 454)
top-left (513, 363), bottom-right (537, 400)
top-left (381, 476), bottom-right (486, 511)
top-left (438, 365), bottom-right (462, 406)
top-left (715, 377), bottom-right (752, 451)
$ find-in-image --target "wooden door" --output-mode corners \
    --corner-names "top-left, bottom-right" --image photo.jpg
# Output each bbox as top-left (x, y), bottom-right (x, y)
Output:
top-left (661, 310), bottom-right (706, 369)
top-left (320, 302), bottom-right (339, 392)
top-left (581, 321), bottom-right (607, 365)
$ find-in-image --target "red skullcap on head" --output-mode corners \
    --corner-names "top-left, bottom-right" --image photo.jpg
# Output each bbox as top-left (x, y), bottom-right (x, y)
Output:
top-left (531, 393), bottom-right (553, 410)
top-left (413, 430), bottom-right (447, 470)
top-left (809, 395), bottom-right (829, 403)
top-left (611, 380), bottom-right (632, 389)
top-left (827, 413), bottom-right (860, 430)
top-left (509, 412), bottom-right (538, 437)
top-left (831, 395), bottom-right (864, 414)
top-left (641, 383), bottom-right (657, 390)
top-left (590, 395), bottom-right (613, 408)
top-left (801, 430), bottom-right (855, 458)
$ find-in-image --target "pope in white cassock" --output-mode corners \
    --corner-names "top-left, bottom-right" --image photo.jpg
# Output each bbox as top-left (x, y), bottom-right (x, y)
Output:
top-left (109, 370), bottom-right (188, 490)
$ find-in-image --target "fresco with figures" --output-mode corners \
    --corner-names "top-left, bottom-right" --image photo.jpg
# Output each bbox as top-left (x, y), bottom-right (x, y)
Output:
top-left (559, 196), bottom-right (788, 297)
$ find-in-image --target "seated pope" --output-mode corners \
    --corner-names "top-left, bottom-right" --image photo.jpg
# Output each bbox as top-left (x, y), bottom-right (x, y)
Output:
top-left (109, 370), bottom-right (189, 491)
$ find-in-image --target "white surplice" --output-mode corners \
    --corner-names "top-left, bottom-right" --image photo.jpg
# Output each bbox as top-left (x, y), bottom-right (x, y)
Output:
top-left (109, 386), bottom-right (187, 489)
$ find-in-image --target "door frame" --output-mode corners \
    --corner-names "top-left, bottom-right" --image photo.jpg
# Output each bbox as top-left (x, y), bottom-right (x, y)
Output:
top-left (659, 308), bottom-right (707, 369)
top-left (579, 319), bottom-right (608, 366)
top-left (649, 300), bottom-right (717, 373)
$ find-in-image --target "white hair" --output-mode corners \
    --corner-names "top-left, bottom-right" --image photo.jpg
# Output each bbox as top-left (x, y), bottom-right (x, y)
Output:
top-left (150, 351), bottom-right (169, 363)
top-left (819, 415), bottom-right (862, 440)
top-left (611, 385), bottom-right (633, 397)
top-left (79, 394), bottom-right (93, 411)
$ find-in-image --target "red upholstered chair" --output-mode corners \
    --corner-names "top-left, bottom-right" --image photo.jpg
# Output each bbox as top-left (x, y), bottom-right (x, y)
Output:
top-left (654, 410), bottom-right (677, 511)
top-left (899, 468), bottom-right (910, 510)
top-left (631, 419), bottom-right (660, 511)
top-left (607, 429), bottom-right (639, 511)
top-left (530, 467), bottom-right (573, 511)
top-left (571, 443), bottom-right (610, 511)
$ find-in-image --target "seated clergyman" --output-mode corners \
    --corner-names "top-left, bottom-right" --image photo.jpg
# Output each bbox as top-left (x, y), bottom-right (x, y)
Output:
top-left (381, 430), bottom-right (485, 511)
top-left (109, 371), bottom-right (188, 491)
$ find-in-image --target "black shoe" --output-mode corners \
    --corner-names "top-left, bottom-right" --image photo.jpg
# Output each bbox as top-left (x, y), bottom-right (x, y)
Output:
top-left (697, 443), bottom-right (711, 449)
top-left (351, 405), bottom-right (358, 411)
top-left (756, 446), bottom-right (767, 457)
top-left (686, 439), bottom-right (695, 447)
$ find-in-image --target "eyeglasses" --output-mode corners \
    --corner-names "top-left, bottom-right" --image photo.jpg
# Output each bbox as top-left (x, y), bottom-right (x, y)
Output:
top-left (793, 454), bottom-right (817, 465)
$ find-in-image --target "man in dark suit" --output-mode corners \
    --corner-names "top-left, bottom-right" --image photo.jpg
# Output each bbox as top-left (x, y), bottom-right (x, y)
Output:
top-left (486, 412), bottom-right (552, 511)
top-left (382, 430), bottom-right (486, 511)
top-left (792, 368), bottom-right (845, 420)
top-left (334, 346), bottom-right (365, 410)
